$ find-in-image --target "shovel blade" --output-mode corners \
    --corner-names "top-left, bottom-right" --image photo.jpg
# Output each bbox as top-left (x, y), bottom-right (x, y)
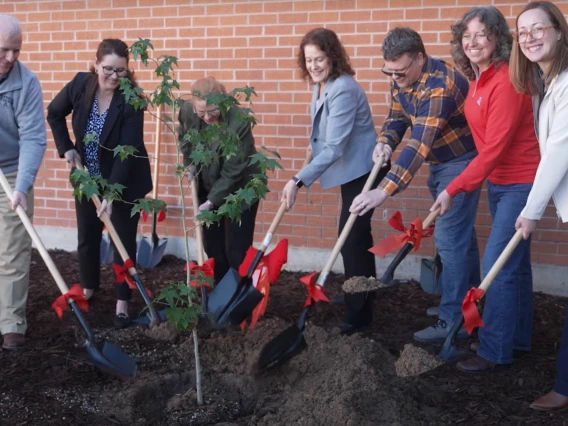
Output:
top-left (84, 339), bottom-right (137, 379)
top-left (254, 325), bottom-right (307, 374)
top-left (132, 309), bottom-right (168, 326)
top-left (214, 280), bottom-right (264, 327)
top-left (438, 316), bottom-right (468, 362)
top-left (207, 268), bottom-right (240, 319)
top-left (100, 235), bottom-right (115, 265)
top-left (137, 236), bottom-right (168, 268)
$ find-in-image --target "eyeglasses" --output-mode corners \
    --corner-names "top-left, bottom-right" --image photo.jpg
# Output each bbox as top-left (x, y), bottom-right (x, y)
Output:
top-left (194, 108), bottom-right (220, 118)
top-left (101, 66), bottom-right (128, 77)
top-left (381, 56), bottom-right (417, 78)
top-left (515, 25), bottom-right (556, 43)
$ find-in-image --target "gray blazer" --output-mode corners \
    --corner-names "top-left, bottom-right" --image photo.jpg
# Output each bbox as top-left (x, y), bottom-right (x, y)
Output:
top-left (297, 74), bottom-right (376, 190)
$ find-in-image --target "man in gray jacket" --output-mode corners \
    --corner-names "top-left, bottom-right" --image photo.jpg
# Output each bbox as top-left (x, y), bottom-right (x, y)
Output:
top-left (0, 14), bottom-right (46, 350)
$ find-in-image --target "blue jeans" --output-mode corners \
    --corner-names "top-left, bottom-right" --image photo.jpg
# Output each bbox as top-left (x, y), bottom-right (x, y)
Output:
top-left (554, 304), bottom-right (568, 396)
top-left (477, 182), bottom-right (533, 364)
top-left (428, 151), bottom-right (481, 323)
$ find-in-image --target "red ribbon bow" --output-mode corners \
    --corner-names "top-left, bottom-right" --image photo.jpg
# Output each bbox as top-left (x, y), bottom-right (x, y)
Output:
top-left (241, 265), bottom-right (271, 331)
top-left (238, 239), bottom-right (288, 284)
top-left (369, 211), bottom-right (434, 258)
top-left (52, 284), bottom-right (89, 319)
top-left (140, 207), bottom-right (166, 223)
top-left (462, 287), bottom-right (486, 334)
top-left (112, 258), bottom-right (136, 290)
top-left (301, 272), bottom-right (330, 307)
top-left (188, 258), bottom-right (216, 287)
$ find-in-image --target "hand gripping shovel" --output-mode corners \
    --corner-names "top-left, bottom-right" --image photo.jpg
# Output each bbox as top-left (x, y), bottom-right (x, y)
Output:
top-left (137, 104), bottom-right (168, 268)
top-left (254, 157), bottom-right (385, 373)
top-left (375, 207), bottom-right (441, 287)
top-left (73, 161), bottom-right (164, 326)
top-left (438, 229), bottom-right (524, 361)
top-left (207, 150), bottom-right (313, 327)
top-left (0, 169), bottom-right (136, 378)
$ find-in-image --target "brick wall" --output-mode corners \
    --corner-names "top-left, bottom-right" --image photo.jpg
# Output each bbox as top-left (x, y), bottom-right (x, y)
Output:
top-left (2, 0), bottom-right (568, 266)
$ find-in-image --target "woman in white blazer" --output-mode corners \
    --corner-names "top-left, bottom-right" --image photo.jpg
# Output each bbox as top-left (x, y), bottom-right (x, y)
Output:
top-left (281, 28), bottom-right (390, 333)
top-left (510, 1), bottom-right (568, 413)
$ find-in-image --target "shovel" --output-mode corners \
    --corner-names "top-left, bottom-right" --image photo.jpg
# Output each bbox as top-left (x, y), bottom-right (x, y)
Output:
top-left (73, 160), bottom-right (165, 326)
top-left (378, 207), bottom-right (441, 286)
top-left (190, 177), bottom-right (209, 314)
top-left (207, 149), bottom-right (313, 327)
top-left (137, 104), bottom-right (168, 268)
top-left (254, 157), bottom-right (384, 373)
top-left (438, 229), bottom-right (524, 361)
top-left (0, 169), bottom-right (136, 378)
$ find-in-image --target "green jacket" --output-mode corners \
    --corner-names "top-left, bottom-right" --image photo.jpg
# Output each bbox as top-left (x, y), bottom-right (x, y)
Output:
top-left (177, 101), bottom-right (260, 208)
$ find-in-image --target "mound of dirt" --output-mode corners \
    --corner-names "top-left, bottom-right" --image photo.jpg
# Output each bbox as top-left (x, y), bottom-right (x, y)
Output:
top-left (145, 321), bottom-right (179, 343)
top-left (342, 276), bottom-right (385, 293)
top-left (395, 344), bottom-right (445, 377)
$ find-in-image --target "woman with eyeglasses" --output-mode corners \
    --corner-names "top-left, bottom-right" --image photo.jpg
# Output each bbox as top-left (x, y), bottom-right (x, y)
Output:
top-left (47, 38), bottom-right (152, 329)
top-left (280, 28), bottom-right (391, 334)
top-left (429, 6), bottom-right (540, 374)
top-left (177, 77), bottom-right (260, 283)
top-left (509, 1), bottom-right (568, 412)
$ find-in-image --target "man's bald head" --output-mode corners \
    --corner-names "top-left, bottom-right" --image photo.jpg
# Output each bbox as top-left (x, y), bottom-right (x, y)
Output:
top-left (0, 14), bottom-right (21, 39)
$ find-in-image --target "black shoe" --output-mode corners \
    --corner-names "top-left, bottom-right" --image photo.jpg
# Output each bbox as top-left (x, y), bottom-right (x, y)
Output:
top-left (114, 314), bottom-right (131, 329)
top-left (330, 296), bottom-right (345, 306)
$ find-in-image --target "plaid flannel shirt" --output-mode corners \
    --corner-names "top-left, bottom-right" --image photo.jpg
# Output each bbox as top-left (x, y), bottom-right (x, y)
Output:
top-left (379, 57), bottom-right (476, 195)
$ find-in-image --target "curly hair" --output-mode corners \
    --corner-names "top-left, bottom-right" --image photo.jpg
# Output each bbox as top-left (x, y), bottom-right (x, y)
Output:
top-left (450, 7), bottom-right (512, 81)
top-left (297, 28), bottom-right (355, 83)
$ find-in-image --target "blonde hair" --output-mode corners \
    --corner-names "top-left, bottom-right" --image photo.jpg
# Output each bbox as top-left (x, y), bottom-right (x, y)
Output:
top-left (191, 77), bottom-right (227, 101)
top-left (510, 1), bottom-right (568, 95)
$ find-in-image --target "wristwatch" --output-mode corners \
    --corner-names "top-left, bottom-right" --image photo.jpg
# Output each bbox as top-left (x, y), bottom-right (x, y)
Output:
top-left (291, 176), bottom-right (304, 188)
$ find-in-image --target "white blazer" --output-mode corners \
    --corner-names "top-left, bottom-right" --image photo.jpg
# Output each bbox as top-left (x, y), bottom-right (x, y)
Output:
top-left (521, 70), bottom-right (568, 222)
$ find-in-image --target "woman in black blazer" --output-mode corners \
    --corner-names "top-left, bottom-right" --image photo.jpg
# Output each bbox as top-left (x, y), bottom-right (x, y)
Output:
top-left (47, 39), bottom-right (152, 329)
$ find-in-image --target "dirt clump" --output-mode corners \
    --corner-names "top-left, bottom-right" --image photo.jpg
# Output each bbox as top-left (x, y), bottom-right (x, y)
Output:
top-left (342, 276), bottom-right (385, 293)
top-left (395, 343), bottom-right (445, 377)
top-left (145, 320), bottom-right (179, 342)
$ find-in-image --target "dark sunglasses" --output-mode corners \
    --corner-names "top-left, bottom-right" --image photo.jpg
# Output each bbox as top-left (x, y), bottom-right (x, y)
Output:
top-left (381, 56), bottom-right (417, 78)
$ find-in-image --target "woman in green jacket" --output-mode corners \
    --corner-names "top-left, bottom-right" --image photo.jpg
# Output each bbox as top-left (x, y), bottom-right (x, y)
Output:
top-left (178, 77), bottom-right (260, 282)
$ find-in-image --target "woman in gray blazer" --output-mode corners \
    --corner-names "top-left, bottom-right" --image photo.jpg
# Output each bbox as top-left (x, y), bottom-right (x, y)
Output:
top-left (281, 28), bottom-right (390, 333)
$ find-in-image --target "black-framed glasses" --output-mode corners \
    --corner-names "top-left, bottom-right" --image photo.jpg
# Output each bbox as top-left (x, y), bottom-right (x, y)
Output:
top-left (381, 56), bottom-right (417, 78)
top-left (101, 66), bottom-right (128, 77)
top-left (193, 107), bottom-right (220, 118)
top-left (515, 25), bottom-right (557, 43)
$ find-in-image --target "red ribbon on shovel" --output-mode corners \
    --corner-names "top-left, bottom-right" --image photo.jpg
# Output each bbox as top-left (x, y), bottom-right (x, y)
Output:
top-left (140, 207), bottom-right (166, 223)
top-left (241, 265), bottom-right (271, 331)
top-left (301, 272), bottom-right (330, 307)
top-left (369, 211), bottom-right (434, 257)
top-left (188, 258), bottom-right (215, 287)
top-left (238, 239), bottom-right (288, 284)
top-left (462, 288), bottom-right (486, 334)
top-left (52, 284), bottom-right (89, 319)
top-left (112, 259), bottom-right (136, 290)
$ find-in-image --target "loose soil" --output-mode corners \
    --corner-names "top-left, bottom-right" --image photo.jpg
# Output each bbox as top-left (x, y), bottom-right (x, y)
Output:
top-left (342, 276), bottom-right (385, 293)
top-left (395, 344), bottom-right (445, 378)
top-left (0, 250), bottom-right (567, 425)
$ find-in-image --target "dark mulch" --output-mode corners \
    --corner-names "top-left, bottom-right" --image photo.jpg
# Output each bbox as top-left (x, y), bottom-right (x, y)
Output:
top-left (0, 250), bottom-right (566, 425)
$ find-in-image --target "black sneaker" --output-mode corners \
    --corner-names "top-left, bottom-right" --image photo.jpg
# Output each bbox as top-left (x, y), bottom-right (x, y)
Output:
top-left (114, 313), bottom-right (131, 329)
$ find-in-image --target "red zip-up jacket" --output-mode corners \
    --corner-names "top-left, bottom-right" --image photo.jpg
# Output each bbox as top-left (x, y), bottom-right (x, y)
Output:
top-left (445, 62), bottom-right (540, 197)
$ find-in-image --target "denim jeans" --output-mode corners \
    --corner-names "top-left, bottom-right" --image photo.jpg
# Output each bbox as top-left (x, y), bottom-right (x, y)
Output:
top-left (477, 182), bottom-right (533, 364)
top-left (554, 304), bottom-right (568, 396)
top-left (428, 151), bottom-right (481, 323)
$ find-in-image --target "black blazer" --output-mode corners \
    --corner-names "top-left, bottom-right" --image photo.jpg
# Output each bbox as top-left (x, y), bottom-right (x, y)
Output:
top-left (47, 72), bottom-right (152, 202)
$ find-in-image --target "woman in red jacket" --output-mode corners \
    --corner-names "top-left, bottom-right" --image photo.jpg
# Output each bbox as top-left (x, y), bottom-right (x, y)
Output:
top-left (431, 6), bottom-right (540, 373)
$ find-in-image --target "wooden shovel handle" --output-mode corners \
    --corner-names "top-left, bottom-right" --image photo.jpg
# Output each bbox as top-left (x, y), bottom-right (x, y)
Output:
top-left (479, 229), bottom-right (524, 293)
top-left (259, 149), bottom-right (313, 252)
top-left (317, 157), bottom-right (385, 286)
top-left (191, 178), bottom-right (206, 266)
top-left (0, 169), bottom-right (70, 296)
top-left (74, 160), bottom-right (136, 276)
top-left (151, 103), bottom-right (162, 201)
top-left (423, 207), bottom-right (441, 229)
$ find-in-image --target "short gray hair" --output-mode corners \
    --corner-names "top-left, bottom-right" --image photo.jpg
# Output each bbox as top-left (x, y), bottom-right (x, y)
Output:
top-left (0, 14), bottom-right (22, 40)
top-left (382, 27), bottom-right (426, 61)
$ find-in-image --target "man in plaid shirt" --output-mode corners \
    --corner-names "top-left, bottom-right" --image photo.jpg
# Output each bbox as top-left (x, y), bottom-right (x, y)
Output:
top-left (351, 27), bottom-right (481, 342)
